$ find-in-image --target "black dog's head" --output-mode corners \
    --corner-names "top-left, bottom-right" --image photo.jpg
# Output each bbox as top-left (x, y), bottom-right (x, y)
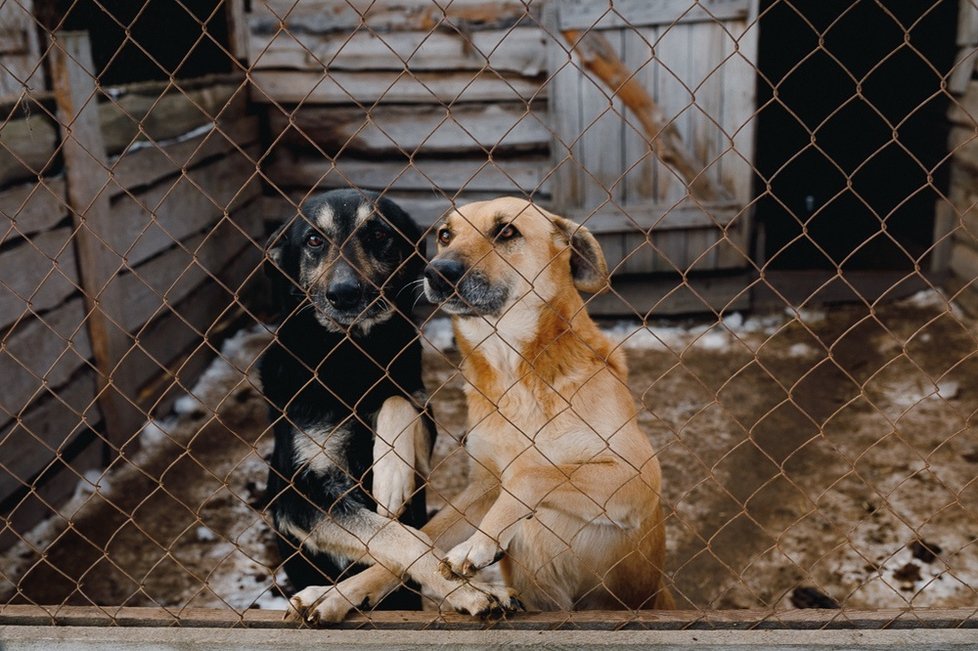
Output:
top-left (265, 190), bottom-right (426, 333)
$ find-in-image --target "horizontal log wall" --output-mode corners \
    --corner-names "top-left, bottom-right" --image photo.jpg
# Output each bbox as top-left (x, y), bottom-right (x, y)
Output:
top-left (247, 0), bottom-right (551, 235)
top-left (944, 1), bottom-right (978, 313)
top-left (0, 68), bottom-right (262, 550)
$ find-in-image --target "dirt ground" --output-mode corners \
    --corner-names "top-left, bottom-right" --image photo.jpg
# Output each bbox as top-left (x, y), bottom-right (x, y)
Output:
top-left (2, 290), bottom-right (976, 614)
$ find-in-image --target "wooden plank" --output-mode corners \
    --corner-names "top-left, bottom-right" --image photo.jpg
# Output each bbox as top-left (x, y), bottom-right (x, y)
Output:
top-left (249, 0), bottom-right (534, 36)
top-left (580, 29), bottom-right (625, 210)
top-left (0, 227), bottom-right (79, 331)
top-left (720, 8), bottom-right (759, 205)
top-left (227, 0), bottom-right (249, 60)
top-left (930, 199), bottom-right (957, 274)
top-left (107, 146), bottom-right (260, 268)
top-left (586, 272), bottom-right (751, 316)
top-left (123, 234), bottom-right (263, 397)
top-left (249, 70), bottom-right (545, 105)
top-left (566, 200), bottom-right (741, 233)
top-left (958, 0), bottom-right (978, 47)
top-left (752, 270), bottom-right (943, 310)
top-left (0, 113), bottom-right (57, 188)
top-left (0, 372), bottom-right (100, 504)
top-left (50, 30), bottom-right (140, 451)
top-left (621, 26), bottom-right (657, 205)
top-left (948, 45), bottom-right (978, 96)
top-left (948, 79), bottom-right (978, 126)
top-left (107, 117), bottom-right (259, 195)
top-left (8, 604), bottom-right (976, 630)
top-left (547, 0), bottom-right (586, 213)
top-left (267, 153), bottom-right (551, 194)
top-left (950, 240), bottom-right (978, 283)
top-left (98, 82), bottom-right (246, 156)
top-left (115, 198), bottom-right (264, 333)
top-left (249, 27), bottom-right (547, 75)
top-left (269, 104), bottom-right (548, 155)
top-left (0, 176), bottom-right (69, 238)
top-left (0, 431), bottom-right (103, 552)
top-left (558, 0), bottom-right (751, 31)
top-left (0, 0), bottom-right (46, 102)
top-left (0, 297), bottom-right (92, 424)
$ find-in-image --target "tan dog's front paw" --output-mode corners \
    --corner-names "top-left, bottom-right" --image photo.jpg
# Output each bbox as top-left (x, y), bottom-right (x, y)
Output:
top-left (287, 585), bottom-right (362, 626)
top-left (443, 581), bottom-right (523, 618)
top-left (440, 537), bottom-right (504, 580)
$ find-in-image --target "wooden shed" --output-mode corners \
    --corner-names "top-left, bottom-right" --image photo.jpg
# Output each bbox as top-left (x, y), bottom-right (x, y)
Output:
top-left (2, 0), bottom-right (978, 578)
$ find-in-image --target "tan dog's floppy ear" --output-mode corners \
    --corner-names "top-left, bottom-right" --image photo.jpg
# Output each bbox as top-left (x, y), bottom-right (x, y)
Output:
top-left (552, 215), bottom-right (609, 294)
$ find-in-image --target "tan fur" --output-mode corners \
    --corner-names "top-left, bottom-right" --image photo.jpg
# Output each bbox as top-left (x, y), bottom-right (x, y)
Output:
top-left (439, 197), bottom-right (672, 610)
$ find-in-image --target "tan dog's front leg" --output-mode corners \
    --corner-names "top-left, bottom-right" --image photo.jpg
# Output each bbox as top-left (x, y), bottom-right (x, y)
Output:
top-left (372, 396), bottom-right (429, 519)
top-left (292, 473), bottom-right (501, 624)
top-left (441, 462), bottom-right (654, 579)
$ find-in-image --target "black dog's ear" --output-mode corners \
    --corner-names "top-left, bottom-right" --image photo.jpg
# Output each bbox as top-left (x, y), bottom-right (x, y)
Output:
top-left (263, 218), bottom-right (298, 315)
top-left (264, 219), bottom-right (290, 274)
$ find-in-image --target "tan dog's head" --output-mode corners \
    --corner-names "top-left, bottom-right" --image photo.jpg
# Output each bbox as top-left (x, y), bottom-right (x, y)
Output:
top-left (423, 197), bottom-right (608, 318)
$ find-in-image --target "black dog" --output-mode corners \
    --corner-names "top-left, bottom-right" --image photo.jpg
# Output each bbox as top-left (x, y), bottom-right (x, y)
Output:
top-left (260, 189), bottom-right (434, 610)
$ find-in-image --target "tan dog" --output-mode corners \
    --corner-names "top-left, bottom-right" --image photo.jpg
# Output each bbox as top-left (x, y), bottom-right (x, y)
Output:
top-left (289, 197), bottom-right (671, 622)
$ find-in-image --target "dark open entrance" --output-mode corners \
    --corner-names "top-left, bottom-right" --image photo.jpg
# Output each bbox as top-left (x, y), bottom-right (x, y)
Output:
top-left (754, 0), bottom-right (958, 271)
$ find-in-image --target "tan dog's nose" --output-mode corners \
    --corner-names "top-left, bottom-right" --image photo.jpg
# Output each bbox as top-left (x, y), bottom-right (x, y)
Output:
top-left (424, 258), bottom-right (465, 294)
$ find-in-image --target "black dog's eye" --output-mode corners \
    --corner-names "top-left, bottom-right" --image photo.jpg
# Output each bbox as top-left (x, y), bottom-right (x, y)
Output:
top-left (497, 224), bottom-right (519, 241)
top-left (437, 228), bottom-right (452, 246)
top-left (370, 227), bottom-right (389, 243)
top-left (306, 233), bottom-right (325, 249)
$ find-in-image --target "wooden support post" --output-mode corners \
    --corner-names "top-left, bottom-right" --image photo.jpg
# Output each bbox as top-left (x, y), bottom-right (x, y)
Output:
top-left (50, 31), bottom-right (142, 454)
top-left (561, 28), bottom-right (728, 203)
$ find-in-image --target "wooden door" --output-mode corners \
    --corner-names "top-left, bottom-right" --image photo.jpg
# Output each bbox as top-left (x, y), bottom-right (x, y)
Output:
top-left (548, 0), bottom-right (759, 283)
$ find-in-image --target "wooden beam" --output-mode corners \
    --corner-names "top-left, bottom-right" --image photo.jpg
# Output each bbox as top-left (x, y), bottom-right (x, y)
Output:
top-left (50, 31), bottom-right (141, 451)
top-left (0, 113), bottom-right (57, 188)
top-left (269, 104), bottom-right (548, 156)
top-left (0, 177), bottom-right (69, 237)
top-left (0, 603), bottom-right (975, 630)
top-left (249, 27), bottom-right (547, 75)
top-left (249, 0), bottom-right (534, 36)
top-left (249, 70), bottom-right (545, 105)
top-left (557, 0), bottom-right (751, 31)
top-left (267, 153), bottom-right (551, 194)
top-left (561, 28), bottom-right (727, 202)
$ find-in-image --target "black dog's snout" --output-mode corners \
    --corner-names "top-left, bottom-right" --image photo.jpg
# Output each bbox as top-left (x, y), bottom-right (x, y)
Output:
top-left (425, 259), bottom-right (464, 293)
top-left (325, 271), bottom-right (363, 309)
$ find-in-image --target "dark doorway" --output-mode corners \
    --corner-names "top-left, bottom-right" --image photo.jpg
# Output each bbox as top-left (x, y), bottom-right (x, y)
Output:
top-left (754, 0), bottom-right (958, 270)
top-left (36, 0), bottom-right (233, 85)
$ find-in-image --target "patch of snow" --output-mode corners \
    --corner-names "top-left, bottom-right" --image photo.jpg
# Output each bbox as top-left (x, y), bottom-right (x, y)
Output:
top-left (196, 526), bottom-right (218, 543)
top-left (788, 343), bottom-right (817, 358)
top-left (118, 123), bottom-right (214, 156)
top-left (937, 380), bottom-right (960, 401)
top-left (174, 394), bottom-right (205, 416)
top-left (696, 329), bottom-right (730, 351)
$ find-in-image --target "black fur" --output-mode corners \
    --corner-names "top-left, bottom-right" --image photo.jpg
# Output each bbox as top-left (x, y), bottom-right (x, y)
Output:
top-left (260, 189), bottom-right (433, 609)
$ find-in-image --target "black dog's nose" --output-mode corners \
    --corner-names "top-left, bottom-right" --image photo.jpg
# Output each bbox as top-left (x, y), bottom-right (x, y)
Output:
top-left (425, 259), bottom-right (464, 293)
top-left (325, 278), bottom-right (362, 309)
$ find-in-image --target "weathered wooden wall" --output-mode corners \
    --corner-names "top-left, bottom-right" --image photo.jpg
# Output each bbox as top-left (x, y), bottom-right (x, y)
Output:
top-left (247, 0), bottom-right (550, 229)
top-left (0, 0), bottom-right (46, 102)
top-left (246, 0), bottom-right (761, 314)
top-left (0, 30), bottom-right (261, 548)
top-left (943, 0), bottom-right (978, 313)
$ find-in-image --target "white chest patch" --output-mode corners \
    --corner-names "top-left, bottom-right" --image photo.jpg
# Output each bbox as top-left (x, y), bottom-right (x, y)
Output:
top-left (293, 423), bottom-right (351, 473)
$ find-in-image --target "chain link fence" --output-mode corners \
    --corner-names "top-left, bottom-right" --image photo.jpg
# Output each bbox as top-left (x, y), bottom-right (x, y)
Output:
top-left (1, 0), bottom-right (977, 631)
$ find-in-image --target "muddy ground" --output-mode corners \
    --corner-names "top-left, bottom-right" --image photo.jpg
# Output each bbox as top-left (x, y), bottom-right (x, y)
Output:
top-left (2, 291), bottom-right (976, 614)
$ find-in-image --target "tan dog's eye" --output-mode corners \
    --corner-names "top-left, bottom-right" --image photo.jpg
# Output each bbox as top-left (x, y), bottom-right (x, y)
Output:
top-left (497, 224), bottom-right (519, 241)
top-left (437, 228), bottom-right (452, 245)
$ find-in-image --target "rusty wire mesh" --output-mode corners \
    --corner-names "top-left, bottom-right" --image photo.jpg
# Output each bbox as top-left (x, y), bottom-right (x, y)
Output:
top-left (0, 0), bottom-right (977, 630)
